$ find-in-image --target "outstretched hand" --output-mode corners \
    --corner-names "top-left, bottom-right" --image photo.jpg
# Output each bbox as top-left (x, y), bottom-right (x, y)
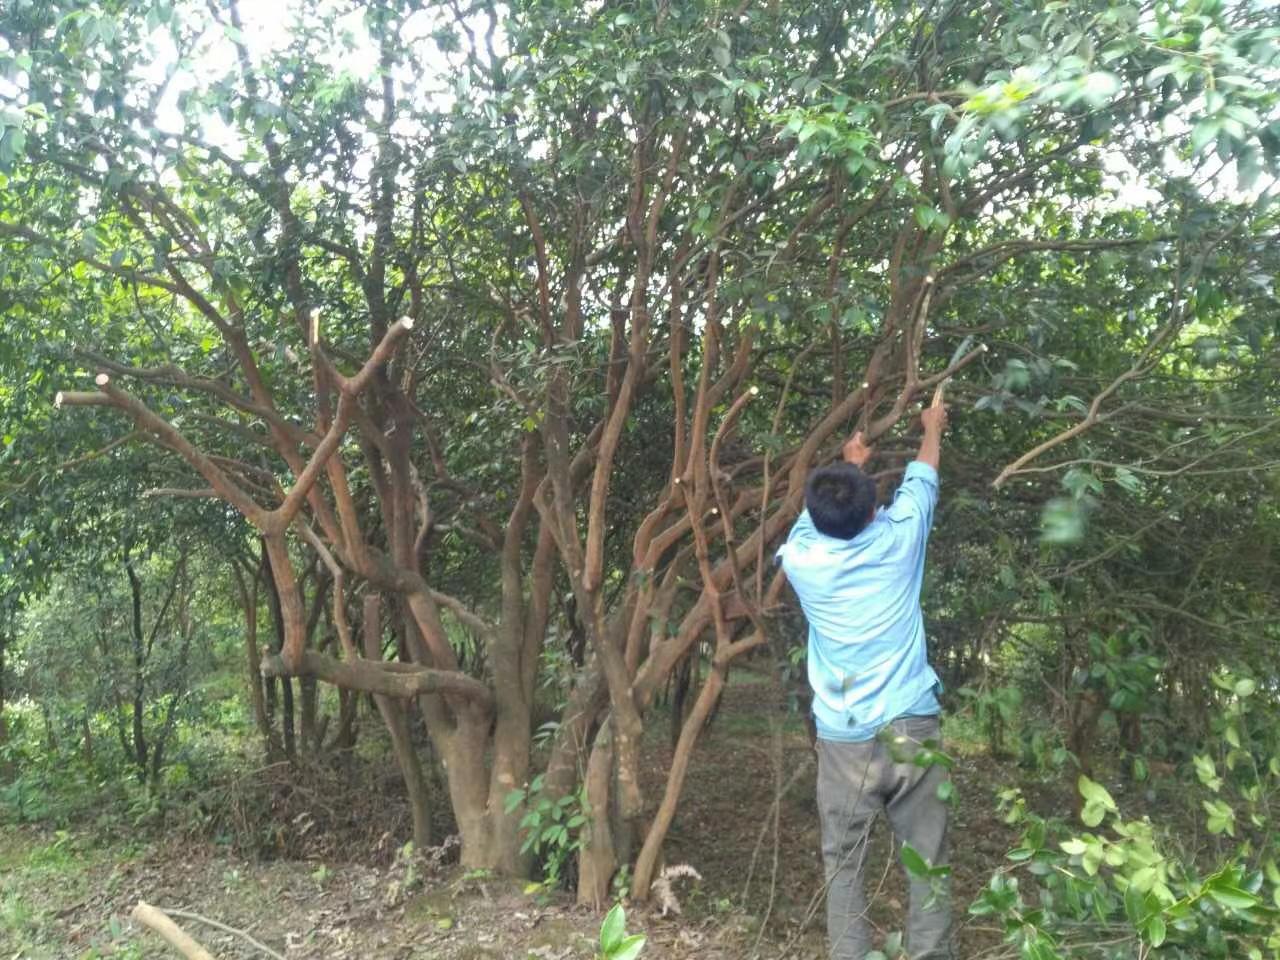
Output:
top-left (921, 401), bottom-right (949, 435)
top-left (842, 431), bottom-right (874, 467)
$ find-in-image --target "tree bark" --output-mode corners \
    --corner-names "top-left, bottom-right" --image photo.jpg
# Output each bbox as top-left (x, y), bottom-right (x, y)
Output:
top-left (633, 661), bottom-right (725, 896)
top-left (363, 594), bottom-right (432, 850)
top-left (232, 562), bottom-right (277, 757)
top-left (40, 700), bottom-right (59, 755)
top-left (299, 676), bottom-right (319, 754)
top-left (131, 902), bottom-right (216, 960)
top-left (576, 725), bottom-right (617, 908)
top-left (261, 549), bottom-right (297, 760)
top-left (126, 563), bottom-right (150, 781)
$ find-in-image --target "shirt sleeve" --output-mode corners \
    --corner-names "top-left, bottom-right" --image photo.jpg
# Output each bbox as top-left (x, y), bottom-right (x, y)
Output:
top-left (884, 460), bottom-right (939, 542)
top-left (776, 509), bottom-right (815, 567)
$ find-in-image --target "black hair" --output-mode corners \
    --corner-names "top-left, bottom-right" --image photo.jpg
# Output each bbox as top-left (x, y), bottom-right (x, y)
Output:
top-left (805, 462), bottom-right (878, 539)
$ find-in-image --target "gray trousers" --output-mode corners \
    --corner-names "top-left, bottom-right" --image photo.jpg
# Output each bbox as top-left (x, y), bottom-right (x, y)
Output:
top-left (817, 715), bottom-right (952, 960)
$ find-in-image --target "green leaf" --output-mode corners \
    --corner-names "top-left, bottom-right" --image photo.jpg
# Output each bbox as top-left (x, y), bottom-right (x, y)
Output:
top-left (610, 934), bottom-right (647, 960)
top-left (1223, 104), bottom-right (1262, 130)
top-left (1203, 799), bottom-right (1236, 836)
top-left (1206, 881), bottom-right (1258, 911)
top-left (1021, 931), bottom-right (1058, 960)
top-left (1113, 466), bottom-right (1142, 493)
top-left (1078, 776), bottom-right (1116, 810)
top-left (1059, 838), bottom-right (1087, 856)
top-left (1193, 754), bottom-right (1222, 791)
top-left (1190, 119), bottom-right (1220, 155)
top-left (1082, 843), bottom-right (1104, 876)
top-left (901, 843), bottom-right (930, 877)
top-left (600, 903), bottom-right (626, 953)
top-left (1144, 915), bottom-right (1167, 947)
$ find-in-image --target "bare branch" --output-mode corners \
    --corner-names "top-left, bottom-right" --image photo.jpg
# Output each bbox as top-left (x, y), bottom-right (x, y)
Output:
top-left (261, 648), bottom-right (493, 707)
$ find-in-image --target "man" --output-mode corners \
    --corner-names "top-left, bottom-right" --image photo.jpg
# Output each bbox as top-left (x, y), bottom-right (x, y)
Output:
top-left (777, 399), bottom-right (951, 960)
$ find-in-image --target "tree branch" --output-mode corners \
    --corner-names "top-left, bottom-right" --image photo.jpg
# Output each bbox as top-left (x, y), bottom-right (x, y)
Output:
top-left (261, 648), bottom-right (492, 708)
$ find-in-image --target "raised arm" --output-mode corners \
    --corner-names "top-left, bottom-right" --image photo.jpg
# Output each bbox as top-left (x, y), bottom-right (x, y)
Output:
top-left (916, 399), bottom-right (948, 471)
top-left (882, 398), bottom-right (947, 538)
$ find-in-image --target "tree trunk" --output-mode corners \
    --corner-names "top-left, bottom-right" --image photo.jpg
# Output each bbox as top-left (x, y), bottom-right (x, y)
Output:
top-left (264, 673), bottom-right (278, 725)
top-left (40, 700), bottom-right (59, 755)
top-left (126, 564), bottom-right (150, 782)
top-left (633, 661), bottom-right (726, 897)
top-left (329, 689), bottom-right (358, 753)
top-left (1119, 713), bottom-right (1144, 781)
top-left (364, 594), bottom-right (432, 850)
top-left (436, 713), bottom-right (493, 867)
top-left (233, 562), bottom-right (277, 757)
top-left (393, 595), bottom-right (503, 871)
top-left (669, 653), bottom-right (691, 753)
top-left (81, 711), bottom-right (95, 767)
top-left (299, 676), bottom-right (319, 754)
top-left (261, 552), bottom-right (297, 761)
top-left (1067, 689), bottom-right (1105, 813)
top-left (576, 725), bottom-right (618, 908)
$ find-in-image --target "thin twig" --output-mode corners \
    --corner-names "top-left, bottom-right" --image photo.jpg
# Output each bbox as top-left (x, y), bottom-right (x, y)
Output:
top-left (155, 905), bottom-right (287, 960)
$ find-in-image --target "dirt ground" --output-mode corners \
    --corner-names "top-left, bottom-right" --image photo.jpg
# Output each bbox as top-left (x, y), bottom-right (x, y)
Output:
top-left (1, 677), bottom-right (1035, 959)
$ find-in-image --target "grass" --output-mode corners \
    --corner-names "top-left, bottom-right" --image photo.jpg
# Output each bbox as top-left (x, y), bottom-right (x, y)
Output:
top-left (1, 831), bottom-right (64, 956)
top-left (0, 826), bottom-right (135, 957)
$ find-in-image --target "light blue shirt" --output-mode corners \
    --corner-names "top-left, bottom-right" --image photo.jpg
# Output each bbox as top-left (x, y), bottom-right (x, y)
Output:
top-left (778, 461), bottom-right (942, 741)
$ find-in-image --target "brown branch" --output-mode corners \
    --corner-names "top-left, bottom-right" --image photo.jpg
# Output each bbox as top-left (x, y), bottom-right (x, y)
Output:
top-left (295, 521), bottom-right (359, 660)
top-left (79, 353), bottom-right (314, 446)
top-left (261, 648), bottom-right (493, 707)
top-left (992, 234), bottom-right (1213, 487)
top-left (427, 588), bottom-right (497, 643)
top-left (56, 375), bottom-right (268, 526)
top-left (518, 195), bottom-right (554, 342)
top-left (145, 905), bottom-right (285, 960)
top-left (142, 486), bottom-right (219, 499)
top-left (338, 316), bottom-right (416, 396)
top-left (130, 902), bottom-right (215, 960)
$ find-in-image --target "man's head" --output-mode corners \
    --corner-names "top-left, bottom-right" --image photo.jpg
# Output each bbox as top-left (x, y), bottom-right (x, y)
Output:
top-left (805, 462), bottom-right (877, 539)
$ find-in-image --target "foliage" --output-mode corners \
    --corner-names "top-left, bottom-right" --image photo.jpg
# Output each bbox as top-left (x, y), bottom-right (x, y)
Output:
top-left (958, 685), bottom-right (1024, 757)
top-left (0, 0), bottom-right (1277, 922)
top-left (973, 671), bottom-right (1280, 958)
top-left (506, 775), bottom-right (588, 890)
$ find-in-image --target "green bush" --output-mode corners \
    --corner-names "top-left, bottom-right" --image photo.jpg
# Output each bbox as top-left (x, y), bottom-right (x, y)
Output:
top-left (974, 671), bottom-right (1280, 958)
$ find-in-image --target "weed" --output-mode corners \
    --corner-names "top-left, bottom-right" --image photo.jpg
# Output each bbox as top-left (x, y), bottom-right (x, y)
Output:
top-left (597, 902), bottom-right (645, 960)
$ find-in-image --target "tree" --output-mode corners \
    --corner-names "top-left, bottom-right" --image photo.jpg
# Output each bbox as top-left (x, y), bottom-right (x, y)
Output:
top-left (1, 0), bottom-right (1275, 905)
